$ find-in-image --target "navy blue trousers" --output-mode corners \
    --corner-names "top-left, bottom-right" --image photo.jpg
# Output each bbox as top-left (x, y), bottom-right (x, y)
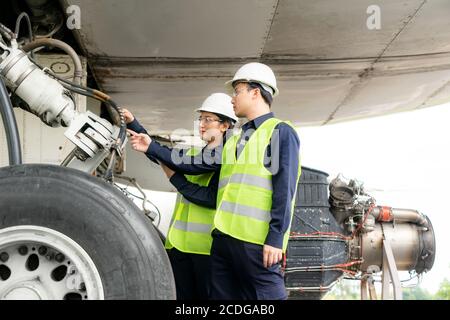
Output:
top-left (210, 230), bottom-right (287, 300)
top-left (167, 248), bottom-right (211, 300)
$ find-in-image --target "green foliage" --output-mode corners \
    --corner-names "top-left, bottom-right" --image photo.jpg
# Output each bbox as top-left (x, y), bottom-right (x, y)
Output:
top-left (324, 279), bottom-right (359, 300)
top-left (435, 279), bottom-right (450, 300)
top-left (402, 286), bottom-right (433, 300)
top-left (323, 273), bottom-right (450, 300)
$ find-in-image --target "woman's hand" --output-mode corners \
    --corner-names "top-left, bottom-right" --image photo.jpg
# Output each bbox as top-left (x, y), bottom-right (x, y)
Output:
top-left (122, 108), bottom-right (135, 124)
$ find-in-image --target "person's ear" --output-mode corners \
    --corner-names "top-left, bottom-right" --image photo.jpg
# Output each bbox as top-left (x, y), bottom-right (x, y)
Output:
top-left (220, 122), bottom-right (230, 133)
top-left (251, 88), bottom-right (260, 100)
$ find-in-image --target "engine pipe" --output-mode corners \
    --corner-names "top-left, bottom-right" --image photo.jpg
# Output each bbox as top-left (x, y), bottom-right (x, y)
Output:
top-left (370, 206), bottom-right (429, 227)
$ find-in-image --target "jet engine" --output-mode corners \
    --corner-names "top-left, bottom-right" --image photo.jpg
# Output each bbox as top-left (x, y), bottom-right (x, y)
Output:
top-left (285, 167), bottom-right (435, 300)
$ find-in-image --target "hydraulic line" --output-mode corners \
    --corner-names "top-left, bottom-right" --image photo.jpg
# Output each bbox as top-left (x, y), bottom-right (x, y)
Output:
top-left (21, 43), bottom-right (126, 146)
top-left (0, 77), bottom-right (22, 165)
top-left (58, 83), bottom-right (126, 145)
top-left (2, 36), bottom-right (125, 178)
top-left (57, 81), bottom-right (126, 145)
top-left (21, 38), bottom-right (83, 85)
top-left (47, 73), bottom-right (127, 180)
top-left (15, 12), bottom-right (34, 42)
top-left (14, 12), bottom-right (35, 59)
top-left (26, 60), bottom-right (127, 147)
top-left (0, 23), bottom-right (15, 42)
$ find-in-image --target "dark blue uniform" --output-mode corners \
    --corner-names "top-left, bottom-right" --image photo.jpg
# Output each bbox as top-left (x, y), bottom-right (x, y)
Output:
top-left (136, 113), bottom-right (300, 300)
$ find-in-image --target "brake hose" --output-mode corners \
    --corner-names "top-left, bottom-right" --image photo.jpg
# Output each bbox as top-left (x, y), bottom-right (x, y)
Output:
top-left (0, 76), bottom-right (22, 165)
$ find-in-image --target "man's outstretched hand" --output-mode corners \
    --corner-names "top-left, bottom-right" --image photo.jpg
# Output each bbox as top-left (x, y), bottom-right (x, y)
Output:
top-left (127, 129), bottom-right (152, 153)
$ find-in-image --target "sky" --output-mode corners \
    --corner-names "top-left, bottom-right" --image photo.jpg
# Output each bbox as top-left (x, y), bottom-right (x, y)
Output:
top-left (298, 103), bottom-right (450, 294)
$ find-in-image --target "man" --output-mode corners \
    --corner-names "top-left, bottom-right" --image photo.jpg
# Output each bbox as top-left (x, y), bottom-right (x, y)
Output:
top-left (208, 62), bottom-right (301, 300)
top-left (125, 93), bottom-right (237, 300)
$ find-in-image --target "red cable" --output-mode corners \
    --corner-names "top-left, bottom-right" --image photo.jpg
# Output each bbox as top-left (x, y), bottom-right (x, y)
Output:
top-left (290, 203), bottom-right (377, 240)
top-left (351, 202), bottom-right (376, 239)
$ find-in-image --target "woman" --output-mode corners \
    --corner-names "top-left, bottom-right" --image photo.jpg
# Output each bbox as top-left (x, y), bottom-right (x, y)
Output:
top-left (124, 93), bottom-right (237, 300)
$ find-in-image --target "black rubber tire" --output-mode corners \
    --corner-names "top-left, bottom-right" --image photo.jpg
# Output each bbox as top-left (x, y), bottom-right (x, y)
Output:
top-left (0, 164), bottom-right (176, 300)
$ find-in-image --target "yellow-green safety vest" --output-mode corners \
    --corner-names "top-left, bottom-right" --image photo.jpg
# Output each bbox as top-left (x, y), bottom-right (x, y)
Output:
top-left (165, 148), bottom-right (216, 255)
top-left (214, 118), bottom-right (301, 252)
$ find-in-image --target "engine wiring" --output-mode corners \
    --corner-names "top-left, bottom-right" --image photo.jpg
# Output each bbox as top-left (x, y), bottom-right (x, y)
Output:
top-left (284, 260), bottom-right (363, 277)
top-left (290, 231), bottom-right (349, 241)
top-left (286, 202), bottom-right (379, 282)
top-left (371, 270), bottom-right (421, 287)
top-left (342, 269), bottom-right (422, 289)
top-left (289, 201), bottom-right (377, 241)
top-left (350, 201), bottom-right (376, 238)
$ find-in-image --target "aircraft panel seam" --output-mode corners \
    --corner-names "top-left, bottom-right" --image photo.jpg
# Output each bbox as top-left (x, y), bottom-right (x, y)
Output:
top-left (259, 0), bottom-right (280, 58)
top-left (322, 0), bottom-right (428, 126)
top-left (418, 79), bottom-right (450, 109)
top-left (372, 0), bottom-right (428, 65)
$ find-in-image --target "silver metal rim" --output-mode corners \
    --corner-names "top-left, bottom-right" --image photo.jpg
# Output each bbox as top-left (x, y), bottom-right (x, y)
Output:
top-left (0, 226), bottom-right (104, 300)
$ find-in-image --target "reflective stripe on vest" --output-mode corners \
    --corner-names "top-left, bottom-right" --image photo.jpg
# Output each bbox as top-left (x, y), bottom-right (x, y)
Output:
top-left (218, 173), bottom-right (272, 192)
top-left (172, 220), bottom-right (212, 234)
top-left (165, 147), bottom-right (216, 255)
top-left (214, 118), bottom-right (301, 252)
top-left (219, 201), bottom-right (271, 222)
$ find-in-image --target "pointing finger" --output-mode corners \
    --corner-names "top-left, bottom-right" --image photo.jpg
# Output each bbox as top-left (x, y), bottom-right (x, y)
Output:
top-left (127, 129), bottom-right (138, 136)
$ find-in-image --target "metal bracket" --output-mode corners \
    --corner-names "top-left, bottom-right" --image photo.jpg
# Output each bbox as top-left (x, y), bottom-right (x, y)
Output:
top-left (360, 224), bottom-right (403, 300)
top-left (361, 274), bottom-right (377, 300)
top-left (61, 111), bottom-right (124, 174)
top-left (64, 111), bottom-right (115, 158)
top-left (381, 238), bottom-right (403, 300)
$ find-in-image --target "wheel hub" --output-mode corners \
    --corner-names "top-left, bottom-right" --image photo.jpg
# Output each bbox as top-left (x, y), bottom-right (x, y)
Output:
top-left (2, 280), bottom-right (50, 300)
top-left (0, 226), bottom-right (104, 300)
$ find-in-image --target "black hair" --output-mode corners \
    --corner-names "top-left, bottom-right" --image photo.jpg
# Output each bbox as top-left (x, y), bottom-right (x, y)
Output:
top-left (233, 81), bottom-right (273, 107)
top-left (247, 82), bottom-right (273, 106)
top-left (215, 113), bottom-right (236, 129)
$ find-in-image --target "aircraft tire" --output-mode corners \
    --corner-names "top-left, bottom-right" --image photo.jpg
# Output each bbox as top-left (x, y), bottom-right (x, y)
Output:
top-left (0, 164), bottom-right (175, 300)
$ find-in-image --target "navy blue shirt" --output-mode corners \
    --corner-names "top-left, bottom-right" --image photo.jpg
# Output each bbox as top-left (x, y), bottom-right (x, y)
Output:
top-left (127, 118), bottom-right (220, 208)
top-left (129, 113), bottom-right (300, 249)
top-left (234, 113), bottom-right (300, 249)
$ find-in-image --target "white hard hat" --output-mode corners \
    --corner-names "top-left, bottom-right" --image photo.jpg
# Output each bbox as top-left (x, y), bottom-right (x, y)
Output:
top-left (196, 93), bottom-right (238, 122)
top-left (225, 62), bottom-right (279, 97)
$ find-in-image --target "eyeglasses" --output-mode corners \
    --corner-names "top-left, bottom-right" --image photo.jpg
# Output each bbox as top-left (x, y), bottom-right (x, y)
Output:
top-left (232, 87), bottom-right (248, 97)
top-left (232, 85), bottom-right (258, 97)
top-left (197, 116), bottom-right (223, 124)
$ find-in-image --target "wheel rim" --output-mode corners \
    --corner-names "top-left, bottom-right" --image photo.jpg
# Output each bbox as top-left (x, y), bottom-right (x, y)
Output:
top-left (0, 226), bottom-right (104, 300)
